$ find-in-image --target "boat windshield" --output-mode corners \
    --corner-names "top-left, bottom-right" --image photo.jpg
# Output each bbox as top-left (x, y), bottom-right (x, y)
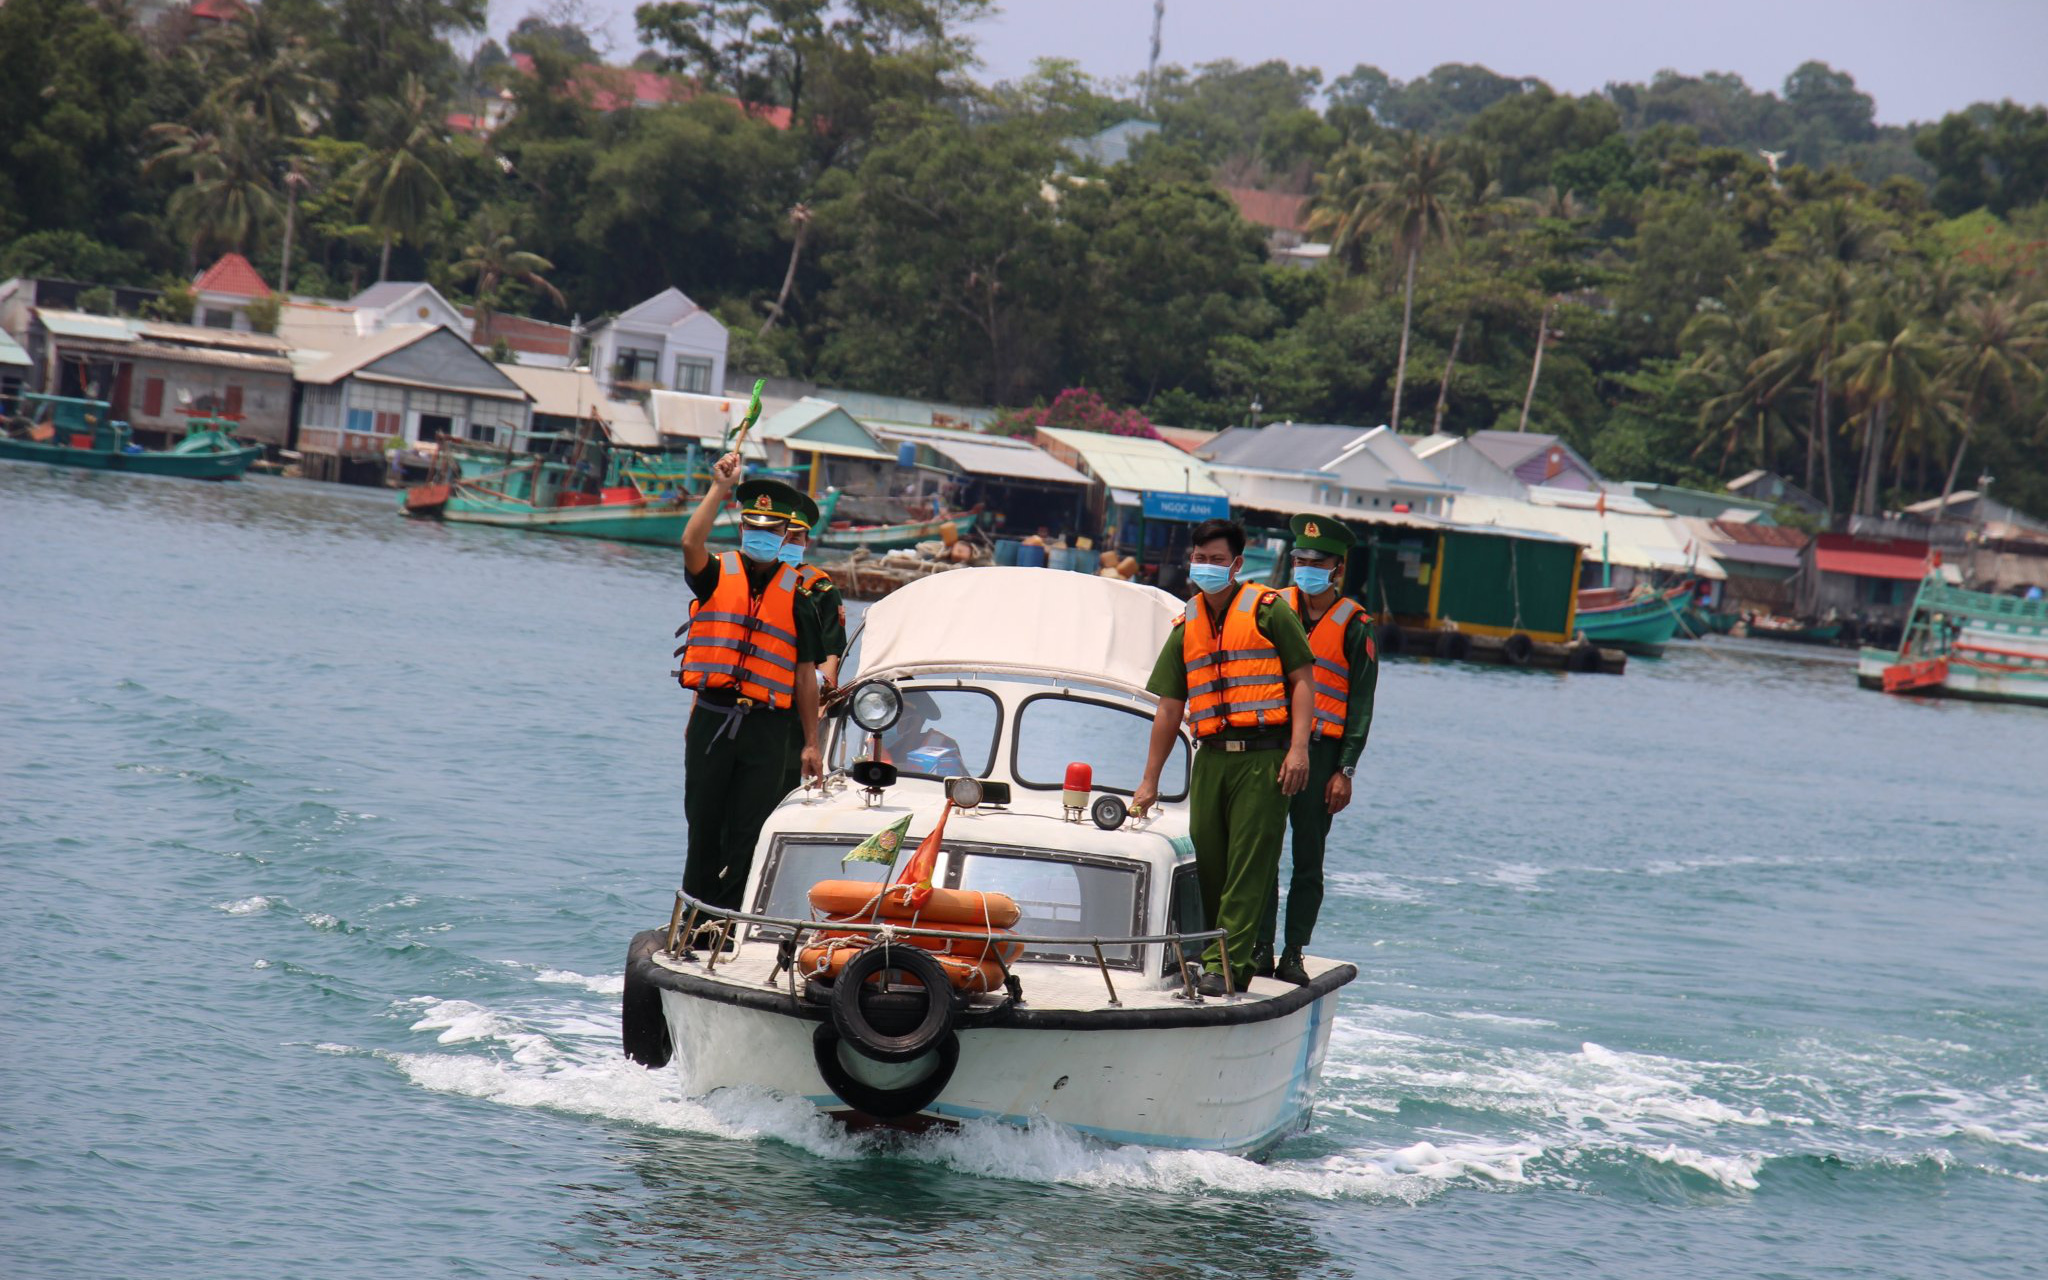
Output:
top-left (1011, 693), bottom-right (1189, 800)
top-left (953, 851), bottom-right (1144, 967)
top-left (752, 838), bottom-right (897, 921)
top-left (832, 686), bottom-right (1000, 780)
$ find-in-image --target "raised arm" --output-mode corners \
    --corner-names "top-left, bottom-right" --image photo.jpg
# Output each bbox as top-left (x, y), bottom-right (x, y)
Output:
top-left (683, 452), bottom-right (741, 574)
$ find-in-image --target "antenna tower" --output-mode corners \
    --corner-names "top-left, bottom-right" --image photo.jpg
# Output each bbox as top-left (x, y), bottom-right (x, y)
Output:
top-left (1144, 1), bottom-right (1165, 114)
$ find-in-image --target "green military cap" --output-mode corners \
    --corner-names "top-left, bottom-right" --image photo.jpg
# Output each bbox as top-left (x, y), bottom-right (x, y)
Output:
top-left (734, 478), bottom-right (821, 530)
top-left (1289, 512), bottom-right (1356, 556)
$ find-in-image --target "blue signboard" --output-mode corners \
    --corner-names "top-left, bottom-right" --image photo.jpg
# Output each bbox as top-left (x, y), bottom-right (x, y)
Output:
top-left (1140, 489), bottom-right (1230, 522)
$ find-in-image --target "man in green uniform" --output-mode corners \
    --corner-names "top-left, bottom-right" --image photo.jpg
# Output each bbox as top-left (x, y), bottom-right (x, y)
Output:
top-left (770, 521), bottom-right (848, 795)
top-left (678, 453), bottom-right (825, 913)
top-left (1257, 513), bottom-right (1378, 986)
top-left (1133, 518), bottom-right (1315, 996)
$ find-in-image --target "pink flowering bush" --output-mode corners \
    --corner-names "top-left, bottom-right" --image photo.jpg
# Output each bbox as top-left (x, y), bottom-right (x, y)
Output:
top-left (990, 387), bottom-right (1159, 440)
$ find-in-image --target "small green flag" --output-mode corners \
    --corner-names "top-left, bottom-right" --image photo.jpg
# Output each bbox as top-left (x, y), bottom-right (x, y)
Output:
top-left (723, 378), bottom-right (766, 451)
top-left (844, 813), bottom-right (912, 865)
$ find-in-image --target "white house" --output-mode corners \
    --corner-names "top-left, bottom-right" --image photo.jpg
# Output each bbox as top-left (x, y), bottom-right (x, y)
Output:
top-left (1203, 423), bottom-right (1459, 517)
top-left (344, 281), bottom-right (470, 335)
top-left (585, 288), bottom-right (728, 399)
top-left (191, 253), bottom-right (271, 331)
top-left (1410, 433), bottom-right (1531, 499)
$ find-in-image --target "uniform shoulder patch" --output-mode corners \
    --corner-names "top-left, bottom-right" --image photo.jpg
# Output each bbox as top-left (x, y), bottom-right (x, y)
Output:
top-left (1259, 590), bottom-right (1278, 606)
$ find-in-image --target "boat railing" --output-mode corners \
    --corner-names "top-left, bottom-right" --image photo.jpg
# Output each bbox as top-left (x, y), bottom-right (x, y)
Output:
top-left (661, 889), bottom-right (1236, 1006)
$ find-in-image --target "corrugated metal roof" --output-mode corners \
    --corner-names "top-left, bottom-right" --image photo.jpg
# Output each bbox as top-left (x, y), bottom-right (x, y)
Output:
top-left (1450, 493), bottom-right (1727, 580)
top-left (828, 386), bottom-right (997, 429)
top-left (36, 309), bottom-right (137, 342)
top-left (293, 326), bottom-right (440, 385)
top-left (1035, 427), bottom-right (1228, 497)
top-left (1813, 534), bottom-right (1931, 581)
top-left (868, 422), bottom-right (1089, 486)
top-left (500, 365), bottom-right (657, 447)
top-left (647, 390), bottom-right (768, 459)
top-left (0, 328), bottom-right (30, 366)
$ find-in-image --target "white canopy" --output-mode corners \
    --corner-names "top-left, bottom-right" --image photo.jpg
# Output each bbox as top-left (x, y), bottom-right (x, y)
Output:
top-left (855, 567), bottom-right (1184, 695)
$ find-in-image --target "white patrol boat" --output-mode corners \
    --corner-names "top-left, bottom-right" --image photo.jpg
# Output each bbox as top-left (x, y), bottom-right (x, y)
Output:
top-left (622, 568), bottom-right (1356, 1157)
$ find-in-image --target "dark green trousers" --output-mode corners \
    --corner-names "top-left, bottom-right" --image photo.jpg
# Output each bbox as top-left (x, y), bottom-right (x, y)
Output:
top-left (1259, 738), bottom-right (1341, 956)
top-left (1188, 743), bottom-right (1291, 983)
top-left (683, 701), bottom-right (798, 911)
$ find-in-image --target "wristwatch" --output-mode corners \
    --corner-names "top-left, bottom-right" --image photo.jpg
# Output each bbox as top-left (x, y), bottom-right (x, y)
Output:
top-left (1340, 765), bottom-right (1356, 779)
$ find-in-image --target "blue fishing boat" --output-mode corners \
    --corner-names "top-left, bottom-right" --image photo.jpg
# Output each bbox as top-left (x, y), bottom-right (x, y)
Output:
top-left (1572, 582), bottom-right (1690, 656)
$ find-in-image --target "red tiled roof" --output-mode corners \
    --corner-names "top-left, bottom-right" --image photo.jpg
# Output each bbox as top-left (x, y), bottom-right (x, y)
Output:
top-left (1222, 187), bottom-right (1312, 234)
top-left (190, 0), bottom-right (249, 20)
top-left (1813, 533), bottom-right (1931, 581)
top-left (1709, 519), bottom-right (1808, 549)
top-left (508, 55), bottom-right (791, 128)
top-left (465, 308), bottom-right (575, 358)
top-left (193, 252), bottom-right (268, 298)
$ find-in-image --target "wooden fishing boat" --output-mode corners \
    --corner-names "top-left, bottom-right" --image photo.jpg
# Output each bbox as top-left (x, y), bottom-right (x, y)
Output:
top-left (0, 393), bottom-right (261, 480)
top-left (1858, 573), bottom-right (2048, 708)
top-left (1746, 615), bottom-right (1843, 645)
top-left (403, 434), bottom-right (834, 547)
top-left (813, 508), bottom-right (982, 552)
top-left (1572, 582), bottom-right (1689, 656)
top-left (622, 570), bottom-right (1355, 1156)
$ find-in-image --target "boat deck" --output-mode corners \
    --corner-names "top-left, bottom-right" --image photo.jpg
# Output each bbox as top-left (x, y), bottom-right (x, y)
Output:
top-left (651, 937), bottom-right (1347, 1015)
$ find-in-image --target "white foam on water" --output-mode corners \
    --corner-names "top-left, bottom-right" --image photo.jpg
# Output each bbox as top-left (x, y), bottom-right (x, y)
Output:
top-left (1483, 863), bottom-right (1551, 891)
top-left (1324, 870), bottom-right (1426, 904)
top-left (1643, 1143), bottom-right (1764, 1191)
top-left (303, 912), bottom-right (341, 930)
top-left (251, 959), bottom-right (270, 969)
top-left (535, 968), bottom-right (626, 995)
top-left (406, 997), bottom-right (557, 1066)
top-left (216, 896), bottom-right (274, 915)
top-left (1443, 1011), bottom-right (1558, 1028)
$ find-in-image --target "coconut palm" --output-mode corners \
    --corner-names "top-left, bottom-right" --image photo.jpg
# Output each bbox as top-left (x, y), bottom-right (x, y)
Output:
top-left (1304, 144), bottom-right (1381, 274)
top-left (1356, 136), bottom-right (1467, 431)
top-left (455, 211), bottom-right (566, 336)
top-left (145, 114), bottom-right (280, 268)
top-left (1751, 262), bottom-right (1861, 513)
top-left (758, 202), bottom-right (813, 338)
top-left (348, 76), bottom-right (452, 281)
top-left (1683, 277), bottom-right (1797, 477)
top-left (1935, 295), bottom-right (2048, 511)
top-left (1834, 297), bottom-right (1946, 515)
top-left (203, 2), bottom-right (328, 138)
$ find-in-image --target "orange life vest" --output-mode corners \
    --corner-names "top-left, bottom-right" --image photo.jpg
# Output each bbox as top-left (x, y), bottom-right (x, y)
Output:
top-left (797, 563), bottom-right (835, 593)
top-left (1182, 583), bottom-right (1288, 739)
top-left (679, 551), bottom-right (801, 709)
top-left (1283, 587), bottom-right (1364, 739)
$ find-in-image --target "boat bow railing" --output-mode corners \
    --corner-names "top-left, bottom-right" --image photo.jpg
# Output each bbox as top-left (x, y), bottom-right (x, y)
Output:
top-left (661, 889), bottom-right (1236, 1005)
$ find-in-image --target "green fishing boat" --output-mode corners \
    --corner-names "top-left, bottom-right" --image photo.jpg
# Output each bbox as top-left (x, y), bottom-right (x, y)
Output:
top-left (0, 393), bottom-right (261, 480)
top-left (812, 508), bottom-right (981, 551)
top-left (404, 435), bottom-right (833, 548)
top-left (1572, 582), bottom-right (1690, 656)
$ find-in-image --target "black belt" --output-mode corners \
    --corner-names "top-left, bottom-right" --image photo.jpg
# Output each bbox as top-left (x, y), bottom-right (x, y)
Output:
top-left (1199, 733), bottom-right (1289, 753)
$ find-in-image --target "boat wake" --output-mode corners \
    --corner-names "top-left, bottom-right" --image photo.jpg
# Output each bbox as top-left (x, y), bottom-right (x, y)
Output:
top-left (361, 966), bottom-right (2048, 1205)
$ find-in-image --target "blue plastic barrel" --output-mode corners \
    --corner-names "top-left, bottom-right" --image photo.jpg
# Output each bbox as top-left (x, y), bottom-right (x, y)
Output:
top-left (1016, 543), bottom-right (1048, 569)
top-left (993, 538), bottom-right (1020, 567)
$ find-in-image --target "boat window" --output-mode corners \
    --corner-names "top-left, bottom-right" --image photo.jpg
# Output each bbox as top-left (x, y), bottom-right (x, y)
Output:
top-left (833, 686), bottom-right (1000, 780)
top-left (1011, 693), bottom-right (1189, 800)
top-left (752, 838), bottom-right (901, 923)
top-left (1162, 863), bottom-right (1206, 975)
top-left (953, 851), bottom-right (1144, 967)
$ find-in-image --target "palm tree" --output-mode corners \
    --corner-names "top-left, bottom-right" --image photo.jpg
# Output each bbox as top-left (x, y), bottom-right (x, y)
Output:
top-left (1683, 279), bottom-right (1796, 477)
top-left (145, 114), bottom-right (280, 269)
top-left (758, 202), bottom-right (813, 339)
top-left (1361, 136), bottom-right (1467, 431)
top-left (1751, 263), bottom-right (1860, 513)
top-left (455, 211), bottom-right (566, 337)
top-left (1936, 295), bottom-right (2048, 512)
top-left (203, 2), bottom-right (328, 138)
top-left (348, 76), bottom-right (451, 281)
top-left (1304, 144), bottom-right (1381, 274)
top-left (1835, 298), bottom-right (1945, 516)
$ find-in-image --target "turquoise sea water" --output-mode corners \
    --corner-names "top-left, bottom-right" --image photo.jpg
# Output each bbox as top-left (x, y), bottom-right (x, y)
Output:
top-left (3, 463), bottom-right (2043, 1279)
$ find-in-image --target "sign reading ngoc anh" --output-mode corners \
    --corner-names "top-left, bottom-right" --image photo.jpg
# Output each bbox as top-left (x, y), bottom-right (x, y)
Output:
top-left (1140, 490), bottom-right (1229, 523)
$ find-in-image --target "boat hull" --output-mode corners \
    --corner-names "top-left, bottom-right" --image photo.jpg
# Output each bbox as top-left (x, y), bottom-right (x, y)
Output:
top-left (649, 950), bottom-right (1345, 1157)
top-left (436, 496), bottom-right (694, 545)
top-left (816, 511), bottom-right (980, 552)
top-left (0, 437), bottom-right (260, 480)
top-left (1573, 598), bottom-right (1681, 655)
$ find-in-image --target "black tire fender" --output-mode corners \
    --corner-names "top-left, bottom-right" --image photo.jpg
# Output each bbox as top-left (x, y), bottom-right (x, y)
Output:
top-left (1503, 632), bottom-right (1534, 666)
top-left (1568, 642), bottom-right (1603, 673)
top-left (622, 931), bottom-right (673, 1069)
top-left (1435, 629), bottom-right (1470, 660)
top-left (1379, 624), bottom-right (1407, 656)
top-left (830, 943), bottom-right (960, 1063)
top-left (812, 1024), bottom-right (959, 1120)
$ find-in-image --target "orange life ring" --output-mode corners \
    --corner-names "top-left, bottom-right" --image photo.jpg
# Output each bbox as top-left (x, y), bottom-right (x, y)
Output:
top-left (807, 879), bottom-right (1022, 928)
top-left (798, 941), bottom-right (1007, 993)
top-left (808, 918), bottom-right (1023, 966)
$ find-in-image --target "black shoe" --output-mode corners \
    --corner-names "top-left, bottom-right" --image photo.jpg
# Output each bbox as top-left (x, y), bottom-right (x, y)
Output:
top-left (1196, 970), bottom-right (1228, 998)
top-left (1252, 946), bottom-right (1276, 979)
top-left (1275, 951), bottom-right (1310, 986)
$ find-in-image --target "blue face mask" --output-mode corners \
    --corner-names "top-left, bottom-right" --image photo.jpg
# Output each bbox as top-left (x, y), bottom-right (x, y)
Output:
top-left (1291, 565), bottom-right (1334, 595)
top-left (1188, 563), bottom-right (1235, 595)
top-left (776, 540), bottom-right (805, 566)
top-left (740, 528), bottom-right (786, 563)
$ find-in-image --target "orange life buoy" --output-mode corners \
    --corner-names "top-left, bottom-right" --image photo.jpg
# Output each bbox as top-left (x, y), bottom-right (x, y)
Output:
top-left (808, 918), bottom-right (1023, 966)
top-left (798, 941), bottom-right (1007, 993)
top-left (807, 879), bottom-right (1022, 928)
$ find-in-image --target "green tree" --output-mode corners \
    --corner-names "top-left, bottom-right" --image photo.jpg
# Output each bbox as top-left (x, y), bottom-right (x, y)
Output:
top-left (145, 114), bottom-right (282, 268)
top-left (1364, 136), bottom-right (1467, 430)
top-left (347, 76), bottom-right (453, 280)
top-left (454, 209), bottom-right (566, 331)
top-left (1835, 297), bottom-right (1945, 515)
top-left (1935, 294), bottom-right (2048, 508)
top-left (0, 0), bottom-right (155, 245)
top-left (203, 1), bottom-right (329, 138)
